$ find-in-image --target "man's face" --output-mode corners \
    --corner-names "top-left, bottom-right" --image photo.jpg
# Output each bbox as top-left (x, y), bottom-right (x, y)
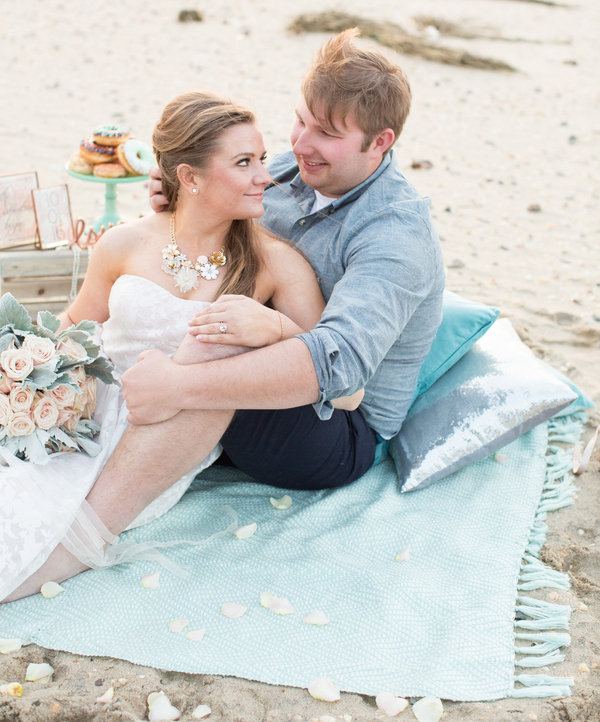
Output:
top-left (290, 97), bottom-right (383, 198)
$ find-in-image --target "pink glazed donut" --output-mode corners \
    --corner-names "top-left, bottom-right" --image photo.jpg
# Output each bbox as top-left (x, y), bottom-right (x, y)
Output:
top-left (116, 140), bottom-right (154, 176)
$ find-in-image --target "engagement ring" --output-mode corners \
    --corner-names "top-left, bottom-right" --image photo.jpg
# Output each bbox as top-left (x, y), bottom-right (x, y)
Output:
top-left (219, 322), bottom-right (227, 333)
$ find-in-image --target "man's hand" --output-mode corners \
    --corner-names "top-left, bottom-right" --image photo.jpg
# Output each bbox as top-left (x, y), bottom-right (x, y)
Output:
top-left (122, 349), bottom-right (183, 424)
top-left (148, 165), bottom-right (169, 214)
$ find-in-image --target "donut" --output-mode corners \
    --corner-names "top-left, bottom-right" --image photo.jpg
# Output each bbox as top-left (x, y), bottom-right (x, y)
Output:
top-left (93, 162), bottom-right (127, 179)
top-left (80, 139), bottom-right (116, 164)
top-left (93, 124), bottom-right (130, 146)
top-left (68, 152), bottom-right (93, 175)
top-left (117, 139), bottom-right (155, 176)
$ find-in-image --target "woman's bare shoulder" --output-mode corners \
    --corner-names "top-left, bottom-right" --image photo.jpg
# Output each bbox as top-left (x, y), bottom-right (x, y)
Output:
top-left (258, 230), bottom-right (314, 278)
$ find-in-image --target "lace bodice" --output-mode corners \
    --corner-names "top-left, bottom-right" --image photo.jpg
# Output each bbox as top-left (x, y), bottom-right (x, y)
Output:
top-left (101, 275), bottom-right (211, 374)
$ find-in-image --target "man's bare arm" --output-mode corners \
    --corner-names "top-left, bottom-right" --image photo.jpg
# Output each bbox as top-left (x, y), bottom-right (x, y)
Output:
top-left (122, 337), bottom-right (319, 425)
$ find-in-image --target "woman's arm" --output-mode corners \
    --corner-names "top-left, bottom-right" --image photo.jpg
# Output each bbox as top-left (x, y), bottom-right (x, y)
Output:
top-left (58, 225), bottom-right (128, 329)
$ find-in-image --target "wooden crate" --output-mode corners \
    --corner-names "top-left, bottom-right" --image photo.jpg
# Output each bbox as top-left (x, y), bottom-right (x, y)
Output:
top-left (0, 248), bottom-right (89, 315)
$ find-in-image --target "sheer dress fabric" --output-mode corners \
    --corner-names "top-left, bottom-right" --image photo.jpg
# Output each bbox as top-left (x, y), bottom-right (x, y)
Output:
top-left (0, 275), bottom-right (221, 599)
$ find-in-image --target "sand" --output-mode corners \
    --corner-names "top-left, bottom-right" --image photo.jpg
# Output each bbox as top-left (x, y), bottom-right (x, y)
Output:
top-left (0, 0), bottom-right (599, 719)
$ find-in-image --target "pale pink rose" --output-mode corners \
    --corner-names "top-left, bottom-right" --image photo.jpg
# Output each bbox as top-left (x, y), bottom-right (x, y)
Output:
top-left (0, 393), bottom-right (12, 426)
top-left (68, 366), bottom-right (86, 384)
top-left (22, 334), bottom-right (56, 366)
top-left (56, 408), bottom-right (75, 427)
top-left (81, 376), bottom-right (98, 419)
top-left (6, 412), bottom-right (35, 437)
top-left (32, 396), bottom-right (59, 431)
top-left (72, 389), bottom-right (87, 415)
top-left (9, 385), bottom-right (35, 413)
top-left (0, 373), bottom-right (12, 394)
top-left (0, 348), bottom-right (34, 381)
top-left (64, 412), bottom-right (82, 432)
top-left (58, 337), bottom-right (87, 361)
top-left (50, 384), bottom-right (77, 409)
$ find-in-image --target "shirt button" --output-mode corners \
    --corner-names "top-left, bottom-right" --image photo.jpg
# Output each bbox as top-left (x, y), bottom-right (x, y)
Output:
top-left (299, 219), bottom-right (306, 225)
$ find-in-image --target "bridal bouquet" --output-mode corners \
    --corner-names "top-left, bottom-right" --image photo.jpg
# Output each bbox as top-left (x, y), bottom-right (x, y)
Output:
top-left (0, 293), bottom-right (118, 465)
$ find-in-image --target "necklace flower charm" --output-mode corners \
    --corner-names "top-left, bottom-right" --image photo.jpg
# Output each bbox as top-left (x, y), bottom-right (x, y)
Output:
top-left (162, 212), bottom-right (226, 292)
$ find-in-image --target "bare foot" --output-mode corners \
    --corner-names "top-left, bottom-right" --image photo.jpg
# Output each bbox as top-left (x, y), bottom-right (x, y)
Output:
top-left (1, 543), bottom-right (89, 603)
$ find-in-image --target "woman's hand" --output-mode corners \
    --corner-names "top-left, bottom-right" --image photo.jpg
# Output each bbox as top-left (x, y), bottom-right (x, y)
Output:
top-left (188, 295), bottom-right (284, 347)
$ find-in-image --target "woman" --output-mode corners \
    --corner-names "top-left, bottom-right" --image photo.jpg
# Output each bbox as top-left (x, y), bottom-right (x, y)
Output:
top-left (1, 91), bottom-right (361, 603)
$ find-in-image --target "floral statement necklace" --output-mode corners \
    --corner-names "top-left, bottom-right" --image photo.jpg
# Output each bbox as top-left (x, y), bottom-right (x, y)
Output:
top-left (162, 212), bottom-right (227, 293)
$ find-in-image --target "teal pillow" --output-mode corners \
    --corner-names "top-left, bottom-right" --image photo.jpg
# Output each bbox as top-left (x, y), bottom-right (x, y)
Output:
top-left (414, 291), bottom-right (500, 400)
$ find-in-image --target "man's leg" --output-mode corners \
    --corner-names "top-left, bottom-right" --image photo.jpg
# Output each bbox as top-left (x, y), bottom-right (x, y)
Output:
top-left (3, 336), bottom-right (245, 602)
top-left (220, 405), bottom-right (378, 490)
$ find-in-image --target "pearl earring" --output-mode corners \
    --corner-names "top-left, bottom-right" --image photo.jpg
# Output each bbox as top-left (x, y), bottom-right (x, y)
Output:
top-left (192, 188), bottom-right (198, 194)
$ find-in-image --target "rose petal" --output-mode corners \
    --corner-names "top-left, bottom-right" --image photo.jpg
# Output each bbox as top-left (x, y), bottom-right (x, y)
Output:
top-left (0, 683), bottom-right (22, 697)
top-left (0, 638), bottom-right (22, 655)
top-left (142, 573), bottom-right (160, 589)
top-left (40, 581), bottom-right (65, 598)
top-left (96, 687), bottom-right (114, 704)
top-left (260, 592), bottom-right (276, 608)
top-left (148, 691), bottom-right (164, 708)
top-left (148, 693), bottom-right (180, 721)
top-left (412, 697), bottom-right (444, 722)
top-left (494, 452), bottom-right (509, 464)
top-left (270, 597), bottom-right (294, 615)
top-left (186, 629), bottom-right (206, 642)
top-left (376, 692), bottom-right (409, 716)
top-left (270, 495), bottom-right (292, 510)
top-left (234, 522), bottom-right (258, 539)
top-left (302, 610), bottom-right (330, 626)
top-left (192, 704), bottom-right (212, 718)
top-left (394, 546), bottom-right (410, 562)
top-left (25, 663), bottom-right (54, 683)
top-left (307, 677), bottom-right (340, 702)
top-left (169, 619), bottom-right (189, 633)
top-left (221, 603), bottom-right (247, 619)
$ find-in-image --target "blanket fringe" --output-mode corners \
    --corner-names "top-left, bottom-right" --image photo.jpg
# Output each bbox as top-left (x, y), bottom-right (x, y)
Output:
top-left (511, 413), bottom-right (585, 698)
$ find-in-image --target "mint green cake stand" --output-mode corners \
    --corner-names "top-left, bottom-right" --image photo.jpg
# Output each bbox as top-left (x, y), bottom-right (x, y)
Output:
top-left (66, 167), bottom-right (150, 231)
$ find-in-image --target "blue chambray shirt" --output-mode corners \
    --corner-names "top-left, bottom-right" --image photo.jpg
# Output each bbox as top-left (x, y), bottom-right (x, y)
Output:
top-left (261, 150), bottom-right (445, 439)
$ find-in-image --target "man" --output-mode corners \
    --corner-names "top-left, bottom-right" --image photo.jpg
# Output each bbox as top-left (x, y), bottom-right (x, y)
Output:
top-left (13, 29), bottom-right (444, 594)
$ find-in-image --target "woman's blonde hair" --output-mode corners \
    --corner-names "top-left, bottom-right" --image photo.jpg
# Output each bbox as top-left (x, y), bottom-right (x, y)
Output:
top-left (153, 91), bottom-right (263, 298)
top-left (302, 29), bottom-right (411, 151)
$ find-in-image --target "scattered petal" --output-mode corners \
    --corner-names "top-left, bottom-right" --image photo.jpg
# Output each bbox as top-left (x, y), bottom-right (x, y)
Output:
top-left (395, 547), bottom-right (410, 562)
top-left (192, 705), bottom-right (212, 718)
top-left (302, 610), bottom-right (330, 626)
top-left (343, 716), bottom-right (352, 722)
top-left (186, 629), bottom-right (206, 642)
top-left (260, 592), bottom-right (276, 608)
top-left (579, 663), bottom-right (590, 673)
top-left (142, 573), bottom-right (160, 589)
top-left (148, 691), bottom-right (164, 707)
top-left (0, 683), bottom-right (22, 697)
top-left (307, 677), bottom-right (340, 702)
top-left (169, 619), bottom-right (189, 633)
top-left (412, 697), bottom-right (444, 722)
top-left (96, 687), bottom-right (114, 704)
top-left (494, 452), bottom-right (509, 464)
top-left (148, 692), bottom-right (180, 721)
top-left (235, 522), bottom-right (258, 539)
top-left (270, 597), bottom-right (295, 615)
top-left (579, 603), bottom-right (588, 611)
top-left (320, 717), bottom-right (337, 722)
top-left (40, 581), bottom-right (65, 598)
top-left (25, 663), bottom-right (54, 683)
top-left (270, 495), bottom-right (292, 510)
top-left (221, 603), bottom-right (247, 619)
top-left (0, 638), bottom-right (22, 655)
top-left (376, 692), bottom-right (409, 716)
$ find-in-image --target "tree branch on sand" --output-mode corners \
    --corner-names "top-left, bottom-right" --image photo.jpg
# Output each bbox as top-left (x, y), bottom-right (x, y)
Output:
top-left (288, 11), bottom-right (516, 72)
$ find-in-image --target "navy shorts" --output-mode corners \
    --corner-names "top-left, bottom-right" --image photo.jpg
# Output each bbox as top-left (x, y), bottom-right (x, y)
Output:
top-left (218, 405), bottom-right (378, 491)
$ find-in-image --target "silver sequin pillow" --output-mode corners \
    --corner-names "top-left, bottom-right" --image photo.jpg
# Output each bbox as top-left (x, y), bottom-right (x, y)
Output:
top-left (390, 319), bottom-right (577, 493)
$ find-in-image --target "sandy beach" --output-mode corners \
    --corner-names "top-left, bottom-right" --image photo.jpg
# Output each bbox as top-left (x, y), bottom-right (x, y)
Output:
top-left (1, 0), bottom-right (599, 719)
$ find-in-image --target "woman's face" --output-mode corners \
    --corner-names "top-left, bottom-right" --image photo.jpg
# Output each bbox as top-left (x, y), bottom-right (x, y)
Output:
top-left (197, 123), bottom-right (271, 220)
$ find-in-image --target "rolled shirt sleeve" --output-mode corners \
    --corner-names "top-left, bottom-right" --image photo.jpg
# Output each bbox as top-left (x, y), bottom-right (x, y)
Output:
top-left (297, 206), bottom-right (443, 426)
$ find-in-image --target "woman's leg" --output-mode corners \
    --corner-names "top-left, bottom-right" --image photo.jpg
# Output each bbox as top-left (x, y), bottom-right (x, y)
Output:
top-left (2, 336), bottom-right (248, 603)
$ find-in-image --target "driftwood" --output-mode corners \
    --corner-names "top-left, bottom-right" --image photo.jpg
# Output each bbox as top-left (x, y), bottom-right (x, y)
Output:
top-left (413, 15), bottom-right (571, 44)
top-left (288, 12), bottom-right (515, 71)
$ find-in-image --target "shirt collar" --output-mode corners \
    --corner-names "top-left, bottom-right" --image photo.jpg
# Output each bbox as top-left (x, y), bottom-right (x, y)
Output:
top-left (289, 151), bottom-right (394, 210)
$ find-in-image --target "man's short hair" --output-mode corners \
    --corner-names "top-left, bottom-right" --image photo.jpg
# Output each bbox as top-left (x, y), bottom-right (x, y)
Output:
top-left (302, 28), bottom-right (412, 152)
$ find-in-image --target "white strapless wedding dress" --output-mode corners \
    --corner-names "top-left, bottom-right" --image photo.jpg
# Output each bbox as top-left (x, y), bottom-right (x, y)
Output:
top-left (0, 275), bottom-right (224, 600)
